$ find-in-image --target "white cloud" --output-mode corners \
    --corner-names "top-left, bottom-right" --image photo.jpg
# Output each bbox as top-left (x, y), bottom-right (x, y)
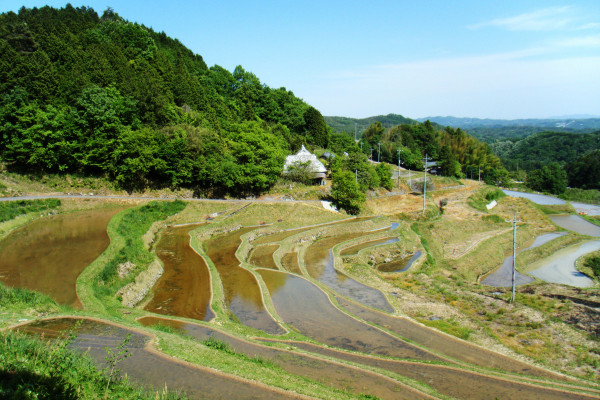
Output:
top-left (469, 6), bottom-right (573, 31)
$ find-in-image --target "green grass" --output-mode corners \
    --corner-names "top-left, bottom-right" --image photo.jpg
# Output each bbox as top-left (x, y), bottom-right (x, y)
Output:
top-left (417, 317), bottom-right (473, 340)
top-left (0, 198), bottom-right (61, 223)
top-left (0, 330), bottom-right (186, 400)
top-left (0, 282), bottom-right (61, 315)
top-left (560, 188), bottom-right (600, 205)
top-left (467, 187), bottom-right (506, 212)
top-left (94, 200), bottom-right (186, 299)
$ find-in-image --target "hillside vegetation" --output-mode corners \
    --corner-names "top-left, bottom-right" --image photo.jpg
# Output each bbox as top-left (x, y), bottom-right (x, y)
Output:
top-left (0, 5), bottom-right (330, 196)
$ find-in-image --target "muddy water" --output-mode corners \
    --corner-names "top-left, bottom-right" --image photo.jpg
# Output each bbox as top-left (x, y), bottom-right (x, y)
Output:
top-left (336, 297), bottom-right (563, 380)
top-left (377, 251), bottom-right (422, 273)
top-left (204, 227), bottom-right (284, 334)
top-left (270, 340), bottom-right (594, 400)
top-left (251, 217), bottom-right (371, 245)
top-left (144, 224), bottom-right (214, 321)
top-left (0, 208), bottom-right (122, 308)
top-left (16, 318), bottom-right (298, 400)
top-left (339, 237), bottom-right (399, 256)
top-left (248, 244), bottom-right (279, 269)
top-left (550, 214), bottom-right (600, 237)
top-left (138, 316), bottom-right (431, 400)
top-left (304, 233), bottom-right (394, 313)
top-left (259, 269), bottom-right (444, 362)
top-left (281, 252), bottom-right (301, 274)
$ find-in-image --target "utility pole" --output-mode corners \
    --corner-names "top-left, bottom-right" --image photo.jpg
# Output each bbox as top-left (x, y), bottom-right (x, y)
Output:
top-left (507, 211), bottom-right (522, 303)
top-left (422, 154), bottom-right (428, 215)
top-left (378, 142), bottom-right (381, 163)
top-left (478, 165), bottom-right (481, 183)
top-left (398, 149), bottom-right (401, 187)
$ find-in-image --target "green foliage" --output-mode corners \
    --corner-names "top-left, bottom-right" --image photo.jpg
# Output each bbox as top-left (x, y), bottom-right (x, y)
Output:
top-left (284, 160), bottom-right (313, 184)
top-left (526, 162), bottom-right (568, 195)
top-left (330, 170), bottom-right (365, 215)
top-left (0, 330), bottom-right (186, 399)
top-left (584, 256), bottom-right (600, 278)
top-left (0, 5), bottom-right (314, 196)
top-left (468, 187), bottom-right (506, 212)
top-left (566, 150), bottom-right (600, 190)
top-left (0, 198), bottom-right (60, 222)
top-left (492, 131), bottom-right (600, 172)
top-left (559, 188), bottom-right (600, 204)
top-left (375, 162), bottom-right (394, 191)
top-left (0, 282), bottom-right (60, 313)
top-left (303, 106), bottom-right (330, 148)
top-left (97, 200), bottom-right (185, 293)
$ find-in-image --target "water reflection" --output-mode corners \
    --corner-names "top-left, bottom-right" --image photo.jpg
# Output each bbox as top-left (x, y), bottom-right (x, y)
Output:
top-left (204, 227), bottom-right (284, 334)
top-left (377, 251), bottom-right (422, 273)
top-left (549, 215), bottom-right (600, 237)
top-left (16, 318), bottom-right (293, 399)
top-left (0, 208), bottom-right (123, 308)
top-left (145, 224), bottom-right (214, 321)
top-left (259, 269), bottom-right (443, 362)
top-left (138, 316), bottom-right (425, 400)
top-left (529, 241), bottom-right (599, 288)
top-left (304, 233), bottom-right (393, 313)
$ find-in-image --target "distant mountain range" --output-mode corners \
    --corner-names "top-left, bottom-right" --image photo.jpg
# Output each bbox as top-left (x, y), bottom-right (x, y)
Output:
top-left (416, 116), bottom-right (600, 130)
top-left (324, 114), bottom-right (418, 136)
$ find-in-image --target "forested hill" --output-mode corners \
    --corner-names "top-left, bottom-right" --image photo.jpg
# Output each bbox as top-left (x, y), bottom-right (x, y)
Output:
top-left (418, 116), bottom-right (600, 143)
top-left (0, 5), bottom-right (330, 195)
top-left (491, 131), bottom-right (600, 171)
top-left (325, 114), bottom-right (418, 136)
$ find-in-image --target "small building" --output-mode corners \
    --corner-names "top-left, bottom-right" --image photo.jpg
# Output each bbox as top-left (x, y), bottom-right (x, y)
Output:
top-left (283, 145), bottom-right (328, 185)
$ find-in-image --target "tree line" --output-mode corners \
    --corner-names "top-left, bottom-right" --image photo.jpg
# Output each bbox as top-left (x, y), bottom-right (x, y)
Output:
top-left (0, 5), bottom-right (331, 196)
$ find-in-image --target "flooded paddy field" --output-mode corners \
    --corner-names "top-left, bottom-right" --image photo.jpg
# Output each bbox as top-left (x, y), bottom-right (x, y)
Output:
top-left (144, 223), bottom-right (214, 321)
top-left (265, 340), bottom-right (597, 400)
top-left (304, 232), bottom-right (394, 313)
top-left (203, 227), bottom-right (284, 334)
top-left (138, 316), bottom-right (432, 400)
top-left (376, 251), bottom-right (422, 273)
top-left (14, 317), bottom-right (303, 400)
top-left (0, 208), bottom-right (122, 308)
top-left (259, 269), bottom-right (443, 362)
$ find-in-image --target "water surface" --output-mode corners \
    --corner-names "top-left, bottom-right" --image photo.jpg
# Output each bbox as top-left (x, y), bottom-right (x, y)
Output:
top-left (204, 227), bottom-right (284, 334)
top-left (16, 318), bottom-right (295, 399)
top-left (550, 215), bottom-right (600, 237)
top-left (305, 233), bottom-right (393, 313)
top-left (145, 224), bottom-right (214, 321)
top-left (340, 237), bottom-right (399, 256)
top-left (0, 208), bottom-right (122, 308)
top-left (377, 251), bottom-right (422, 273)
top-left (259, 269), bottom-right (443, 362)
top-left (529, 241), bottom-right (599, 288)
top-left (138, 316), bottom-right (428, 400)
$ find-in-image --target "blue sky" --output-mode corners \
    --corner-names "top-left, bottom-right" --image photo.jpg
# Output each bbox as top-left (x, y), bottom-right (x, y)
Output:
top-left (2, 1), bottom-right (600, 119)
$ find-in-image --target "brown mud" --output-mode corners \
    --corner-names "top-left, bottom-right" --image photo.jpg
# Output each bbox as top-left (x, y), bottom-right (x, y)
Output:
top-left (204, 227), bottom-right (284, 334)
top-left (144, 224), bottom-right (214, 321)
top-left (13, 317), bottom-right (306, 400)
top-left (264, 340), bottom-right (598, 400)
top-left (0, 208), bottom-right (122, 308)
top-left (259, 269), bottom-right (444, 362)
top-left (138, 315), bottom-right (434, 400)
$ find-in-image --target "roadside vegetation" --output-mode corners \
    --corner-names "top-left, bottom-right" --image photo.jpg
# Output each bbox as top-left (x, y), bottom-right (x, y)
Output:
top-left (0, 198), bottom-right (60, 223)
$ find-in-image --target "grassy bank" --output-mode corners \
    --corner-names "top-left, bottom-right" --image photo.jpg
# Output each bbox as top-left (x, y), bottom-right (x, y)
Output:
top-left (0, 329), bottom-right (185, 400)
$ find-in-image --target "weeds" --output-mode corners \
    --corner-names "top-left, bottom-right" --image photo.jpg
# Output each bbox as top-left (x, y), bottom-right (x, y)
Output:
top-left (0, 198), bottom-right (61, 223)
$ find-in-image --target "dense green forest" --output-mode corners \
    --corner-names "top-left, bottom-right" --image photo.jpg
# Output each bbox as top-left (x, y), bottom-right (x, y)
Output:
top-left (0, 5), bottom-right (331, 195)
top-left (0, 5), bottom-right (515, 198)
top-left (491, 131), bottom-right (600, 172)
top-left (324, 114), bottom-right (419, 137)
